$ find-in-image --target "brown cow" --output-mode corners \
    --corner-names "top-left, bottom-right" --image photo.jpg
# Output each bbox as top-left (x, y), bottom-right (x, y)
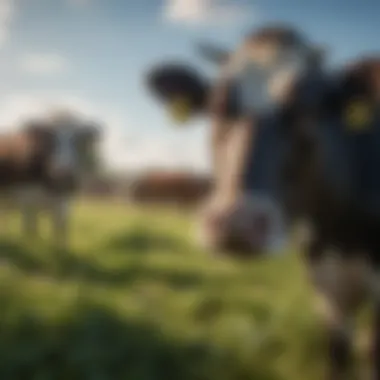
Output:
top-left (146, 24), bottom-right (380, 379)
top-left (0, 109), bottom-right (101, 247)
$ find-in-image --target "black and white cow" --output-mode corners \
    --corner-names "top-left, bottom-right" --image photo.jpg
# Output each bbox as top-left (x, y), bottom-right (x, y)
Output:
top-left (0, 109), bottom-right (101, 248)
top-left (146, 25), bottom-right (380, 379)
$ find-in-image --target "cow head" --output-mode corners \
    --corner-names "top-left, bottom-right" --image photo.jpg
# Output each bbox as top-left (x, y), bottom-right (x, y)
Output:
top-left (24, 110), bottom-right (101, 193)
top-left (201, 55), bottom-right (380, 260)
top-left (146, 25), bottom-right (325, 124)
top-left (146, 25), bottom-right (330, 257)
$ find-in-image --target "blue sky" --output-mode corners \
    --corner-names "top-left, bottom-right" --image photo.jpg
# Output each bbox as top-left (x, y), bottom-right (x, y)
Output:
top-left (0, 0), bottom-right (379, 172)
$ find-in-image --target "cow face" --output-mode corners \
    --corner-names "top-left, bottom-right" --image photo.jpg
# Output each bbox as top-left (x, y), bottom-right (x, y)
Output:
top-left (208, 56), bottom-right (380, 259)
top-left (24, 113), bottom-right (101, 192)
top-left (49, 117), bottom-right (101, 190)
top-left (146, 25), bottom-right (326, 257)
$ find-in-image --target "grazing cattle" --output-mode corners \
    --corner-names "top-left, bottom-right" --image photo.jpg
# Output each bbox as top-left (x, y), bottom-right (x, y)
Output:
top-left (146, 24), bottom-right (380, 379)
top-left (129, 171), bottom-right (212, 207)
top-left (0, 109), bottom-right (101, 247)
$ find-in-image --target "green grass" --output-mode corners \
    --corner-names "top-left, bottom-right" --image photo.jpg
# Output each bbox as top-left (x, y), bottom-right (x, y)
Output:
top-left (0, 200), bottom-right (369, 379)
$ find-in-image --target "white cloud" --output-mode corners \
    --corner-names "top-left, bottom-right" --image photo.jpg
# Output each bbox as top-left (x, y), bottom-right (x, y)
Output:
top-left (163, 0), bottom-right (248, 25)
top-left (0, 93), bottom-right (211, 174)
top-left (19, 53), bottom-right (71, 76)
top-left (0, 0), bottom-right (15, 47)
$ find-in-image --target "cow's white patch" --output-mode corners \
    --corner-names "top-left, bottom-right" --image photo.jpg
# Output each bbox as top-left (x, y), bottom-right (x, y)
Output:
top-left (231, 45), bottom-right (309, 114)
top-left (237, 63), bottom-right (274, 113)
top-left (52, 128), bottom-right (77, 172)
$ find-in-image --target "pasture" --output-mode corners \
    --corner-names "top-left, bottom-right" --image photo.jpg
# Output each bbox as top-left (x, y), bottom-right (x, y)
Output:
top-left (0, 200), bottom-right (371, 380)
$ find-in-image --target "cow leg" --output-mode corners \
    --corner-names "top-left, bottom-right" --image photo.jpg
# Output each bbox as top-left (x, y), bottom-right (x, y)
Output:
top-left (306, 241), bottom-right (351, 379)
top-left (50, 196), bottom-right (69, 249)
top-left (0, 195), bottom-right (11, 235)
top-left (16, 186), bottom-right (42, 239)
top-left (314, 292), bottom-right (354, 380)
top-left (325, 308), bottom-right (354, 380)
top-left (307, 250), bottom-right (370, 379)
top-left (22, 203), bottom-right (38, 239)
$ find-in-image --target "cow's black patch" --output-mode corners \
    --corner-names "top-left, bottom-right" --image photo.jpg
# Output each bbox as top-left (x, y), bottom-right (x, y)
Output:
top-left (145, 62), bottom-right (209, 114)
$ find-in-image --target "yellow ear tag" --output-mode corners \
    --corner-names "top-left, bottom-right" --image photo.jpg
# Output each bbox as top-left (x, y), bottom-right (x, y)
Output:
top-left (168, 96), bottom-right (192, 125)
top-left (343, 99), bottom-right (373, 132)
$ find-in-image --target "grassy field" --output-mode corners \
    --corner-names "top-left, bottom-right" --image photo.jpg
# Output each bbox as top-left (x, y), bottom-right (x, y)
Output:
top-left (0, 200), bottom-right (370, 379)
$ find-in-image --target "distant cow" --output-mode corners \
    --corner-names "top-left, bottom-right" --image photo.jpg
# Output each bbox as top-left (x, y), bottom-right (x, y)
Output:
top-left (129, 171), bottom-right (212, 207)
top-left (0, 109), bottom-right (101, 247)
top-left (146, 25), bottom-right (380, 379)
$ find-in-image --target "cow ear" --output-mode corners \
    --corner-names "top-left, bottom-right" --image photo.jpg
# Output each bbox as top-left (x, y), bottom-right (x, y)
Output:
top-left (145, 62), bottom-right (210, 125)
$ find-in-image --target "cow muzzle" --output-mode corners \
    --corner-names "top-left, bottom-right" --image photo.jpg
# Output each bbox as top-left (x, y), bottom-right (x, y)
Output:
top-left (197, 194), bottom-right (288, 259)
